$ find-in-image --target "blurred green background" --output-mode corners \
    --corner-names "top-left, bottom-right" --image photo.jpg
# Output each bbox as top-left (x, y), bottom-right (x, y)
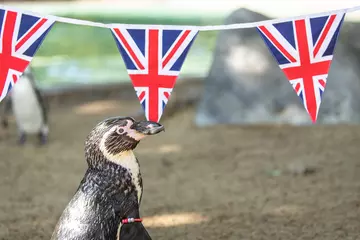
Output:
top-left (9, 2), bottom-right (224, 90)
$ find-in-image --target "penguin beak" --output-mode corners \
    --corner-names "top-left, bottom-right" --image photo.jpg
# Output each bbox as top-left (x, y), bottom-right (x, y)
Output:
top-left (131, 120), bottom-right (165, 135)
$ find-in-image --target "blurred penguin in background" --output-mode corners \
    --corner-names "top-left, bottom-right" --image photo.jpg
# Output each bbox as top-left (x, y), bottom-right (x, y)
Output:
top-left (1, 66), bottom-right (50, 145)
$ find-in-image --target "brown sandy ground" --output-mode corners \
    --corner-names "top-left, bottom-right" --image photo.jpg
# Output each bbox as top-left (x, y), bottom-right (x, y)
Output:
top-left (0, 94), bottom-right (360, 240)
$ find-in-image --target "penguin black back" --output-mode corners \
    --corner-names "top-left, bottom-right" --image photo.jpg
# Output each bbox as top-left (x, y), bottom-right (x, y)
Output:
top-left (51, 116), bottom-right (164, 240)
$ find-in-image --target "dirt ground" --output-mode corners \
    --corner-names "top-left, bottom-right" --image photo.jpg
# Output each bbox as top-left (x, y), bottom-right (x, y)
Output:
top-left (0, 96), bottom-right (360, 240)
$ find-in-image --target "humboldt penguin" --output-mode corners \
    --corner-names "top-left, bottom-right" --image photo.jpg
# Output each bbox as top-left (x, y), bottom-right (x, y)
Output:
top-left (1, 66), bottom-right (49, 145)
top-left (50, 116), bottom-right (164, 240)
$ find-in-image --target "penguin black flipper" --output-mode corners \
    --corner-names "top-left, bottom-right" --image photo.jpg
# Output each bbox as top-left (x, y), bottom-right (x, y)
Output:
top-left (26, 69), bottom-right (49, 124)
top-left (24, 67), bottom-right (49, 144)
top-left (33, 86), bottom-right (48, 124)
top-left (119, 194), bottom-right (152, 240)
top-left (120, 222), bottom-right (152, 240)
top-left (1, 96), bottom-right (12, 129)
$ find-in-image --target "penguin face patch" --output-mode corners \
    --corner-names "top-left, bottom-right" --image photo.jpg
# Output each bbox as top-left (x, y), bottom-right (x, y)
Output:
top-left (116, 120), bottom-right (148, 141)
top-left (85, 116), bottom-right (163, 166)
top-left (102, 127), bottom-right (141, 156)
top-left (98, 118), bottom-right (149, 156)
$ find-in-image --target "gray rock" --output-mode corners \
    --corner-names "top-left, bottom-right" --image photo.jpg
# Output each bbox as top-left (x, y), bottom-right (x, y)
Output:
top-left (195, 8), bottom-right (360, 126)
top-left (341, 22), bottom-right (360, 66)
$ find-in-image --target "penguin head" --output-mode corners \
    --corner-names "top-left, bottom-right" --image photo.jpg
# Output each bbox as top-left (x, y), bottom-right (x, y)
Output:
top-left (85, 116), bottom-right (164, 167)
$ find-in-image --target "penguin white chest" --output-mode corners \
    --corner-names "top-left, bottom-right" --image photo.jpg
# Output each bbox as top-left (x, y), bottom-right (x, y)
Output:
top-left (119, 152), bottom-right (142, 203)
top-left (11, 77), bottom-right (43, 134)
top-left (100, 147), bottom-right (143, 203)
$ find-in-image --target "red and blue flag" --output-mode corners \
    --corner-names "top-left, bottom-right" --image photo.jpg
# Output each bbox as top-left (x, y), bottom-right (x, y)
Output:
top-left (110, 26), bottom-right (198, 122)
top-left (257, 13), bottom-right (345, 123)
top-left (0, 8), bottom-right (55, 102)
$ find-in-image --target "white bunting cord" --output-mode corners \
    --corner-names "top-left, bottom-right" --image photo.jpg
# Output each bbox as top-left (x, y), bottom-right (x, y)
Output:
top-left (0, 4), bottom-right (108, 28)
top-left (1, 4), bottom-right (360, 30)
top-left (50, 15), bottom-right (108, 29)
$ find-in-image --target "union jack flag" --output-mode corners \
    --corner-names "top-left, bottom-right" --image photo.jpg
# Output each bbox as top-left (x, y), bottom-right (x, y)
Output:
top-left (257, 13), bottom-right (345, 123)
top-left (0, 8), bottom-right (55, 102)
top-left (110, 26), bottom-right (198, 122)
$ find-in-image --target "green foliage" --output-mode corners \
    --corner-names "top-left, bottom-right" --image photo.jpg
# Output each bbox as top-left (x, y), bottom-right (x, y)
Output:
top-left (36, 23), bottom-right (218, 58)
top-left (29, 13), bottom-right (219, 88)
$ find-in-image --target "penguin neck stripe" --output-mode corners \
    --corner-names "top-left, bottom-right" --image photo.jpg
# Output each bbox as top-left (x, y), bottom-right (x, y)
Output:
top-left (121, 218), bottom-right (142, 224)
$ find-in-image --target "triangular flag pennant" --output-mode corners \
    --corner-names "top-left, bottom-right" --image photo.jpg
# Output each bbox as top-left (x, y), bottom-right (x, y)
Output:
top-left (0, 8), bottom-right (55, 102)
top-left (257, 12), bottom-right (345, 123)
top-left (110, 26), bottom-right (198, 122)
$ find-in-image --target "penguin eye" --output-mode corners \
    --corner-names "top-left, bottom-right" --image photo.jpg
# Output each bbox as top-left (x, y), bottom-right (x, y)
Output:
top-left (116, 126), bottom-right (125, 135)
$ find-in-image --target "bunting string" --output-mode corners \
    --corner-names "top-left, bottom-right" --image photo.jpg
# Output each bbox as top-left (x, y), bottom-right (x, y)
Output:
top-left (1, 4), bottom-right (360, 30)
top-left (1, 4), bottom-right (360, 123)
